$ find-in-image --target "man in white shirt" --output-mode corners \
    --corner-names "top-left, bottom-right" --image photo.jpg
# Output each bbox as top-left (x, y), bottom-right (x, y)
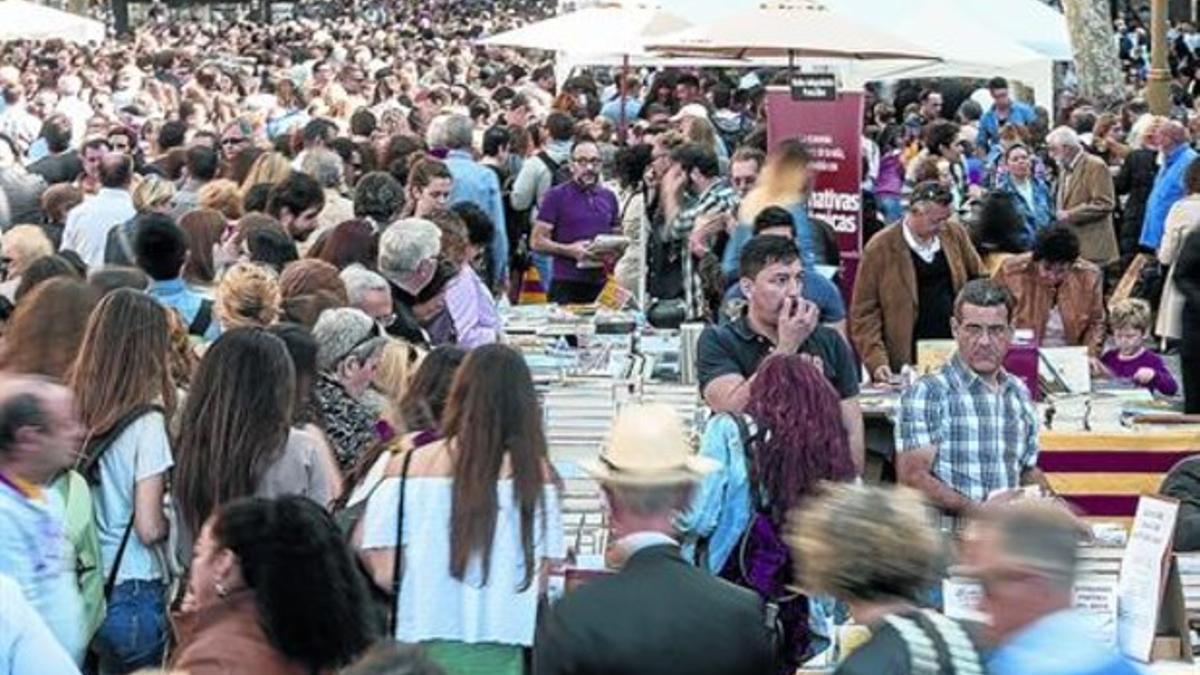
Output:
top-left (61, 154), bottom-right (136, 269)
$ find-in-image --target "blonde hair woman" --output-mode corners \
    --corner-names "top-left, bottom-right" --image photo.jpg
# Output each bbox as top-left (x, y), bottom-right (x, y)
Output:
top-left (132, 175), bottom-right (176, 214)
top-left (215, 261), bottom-right (281, 330)
top-left (788, 484), bottom-right (985, 672)
top-left (730, 139), bottom-right (820, 270)
top-left (198, 179), bottom-right (244, 221)
top-left (107, 176), bottom-right (178, 266)
top-left (239, 152), bottom-right (293, 195)
top-left (0, 225), bottom-right (54, 299)
top-left (371, 339), bottom-right (426, 429)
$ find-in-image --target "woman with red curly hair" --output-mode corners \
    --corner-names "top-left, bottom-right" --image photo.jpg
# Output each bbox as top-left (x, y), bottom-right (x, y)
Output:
top-left (679, 354), bottom-right (855, 672)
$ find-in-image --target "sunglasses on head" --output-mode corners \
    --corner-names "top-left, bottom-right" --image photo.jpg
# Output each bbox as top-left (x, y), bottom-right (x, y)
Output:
top-left (911, 182), bottom-right (953, 207)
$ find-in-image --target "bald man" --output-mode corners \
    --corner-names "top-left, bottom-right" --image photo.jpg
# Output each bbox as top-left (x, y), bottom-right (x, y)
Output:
top-left (1142, 120), bottom-right (1199, 251)
top-left (61, 152), bottom-right (136, 268)
top-left (0, 377), bottom-right (88, 663)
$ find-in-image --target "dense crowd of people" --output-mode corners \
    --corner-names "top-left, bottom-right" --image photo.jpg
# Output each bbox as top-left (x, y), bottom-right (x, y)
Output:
top-left (0, 0), bottom-right (1196, 674)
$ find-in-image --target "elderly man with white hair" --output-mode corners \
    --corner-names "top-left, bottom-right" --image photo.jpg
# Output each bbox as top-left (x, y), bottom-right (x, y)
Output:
top-left (340, 264), bottom-right (394, 328)
top-left (311, 307), bottom-right (386, 472)
top-left (441, 113), bottom-right (508, 290)
top-left (1046, 125), bottom-right (1118, 267)
top-left (302, 148), bottom-right (355, 237)
top-left (377, 217), bottom-right (444, 347)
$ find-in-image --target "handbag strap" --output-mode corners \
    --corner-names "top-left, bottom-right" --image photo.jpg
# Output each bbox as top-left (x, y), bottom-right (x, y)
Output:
top-left (388, 448), bottom-right (416, 636)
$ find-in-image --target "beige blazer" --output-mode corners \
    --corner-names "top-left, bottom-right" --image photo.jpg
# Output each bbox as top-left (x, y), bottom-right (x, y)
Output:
top-left (1057, 151), bottom-right (1119, 265)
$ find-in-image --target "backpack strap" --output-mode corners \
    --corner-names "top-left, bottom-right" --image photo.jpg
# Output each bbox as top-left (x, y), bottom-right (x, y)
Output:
top-left (188, 299), bottom-right (214, 337)
top-left (77, 404), bottom-right (165, 485)
top-left (537, 150), bottom-right (560, 176)
top-left (104, 515), bottom-right (135, 600)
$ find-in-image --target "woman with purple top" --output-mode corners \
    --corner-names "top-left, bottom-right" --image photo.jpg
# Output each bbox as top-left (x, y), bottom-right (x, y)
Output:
top-left (1100, 299), bottom-right (1178, 395)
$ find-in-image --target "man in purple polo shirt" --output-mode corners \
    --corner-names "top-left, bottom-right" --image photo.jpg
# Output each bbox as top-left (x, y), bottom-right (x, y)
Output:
top-left (531, 138), bottom-right (621, 304)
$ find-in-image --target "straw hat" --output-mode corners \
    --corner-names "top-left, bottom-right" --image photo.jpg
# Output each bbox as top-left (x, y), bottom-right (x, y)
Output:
top-left (581, 404), bottom-right (720, 485)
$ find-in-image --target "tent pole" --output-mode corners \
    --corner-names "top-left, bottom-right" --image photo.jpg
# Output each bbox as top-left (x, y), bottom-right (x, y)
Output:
top-left (619, 53), bottom-right (630, 146)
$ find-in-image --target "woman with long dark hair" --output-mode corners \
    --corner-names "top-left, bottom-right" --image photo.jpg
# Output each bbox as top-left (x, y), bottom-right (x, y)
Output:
top-left (359, 344), bottom-right (562, 675)
top-left (69, 289), bottom-right (176, 672)
top-left (172, 495), bottom-right (375, 674)
top-left (679, 355), bottom-right (856, 672)
top-left (172, 328), bottom-right (335, 563)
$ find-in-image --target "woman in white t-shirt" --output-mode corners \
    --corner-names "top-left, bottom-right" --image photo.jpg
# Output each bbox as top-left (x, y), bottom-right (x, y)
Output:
top-left (360, 344), bottom-right (563, 675)
top-left (69, 289), bottom-right (177, 673)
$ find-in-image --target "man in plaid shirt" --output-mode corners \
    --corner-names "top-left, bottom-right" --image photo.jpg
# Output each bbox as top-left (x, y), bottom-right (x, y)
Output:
top-left (898, 279), bottom-right (1048, 532)
top-left (665, 143), bottom-right (739, 320)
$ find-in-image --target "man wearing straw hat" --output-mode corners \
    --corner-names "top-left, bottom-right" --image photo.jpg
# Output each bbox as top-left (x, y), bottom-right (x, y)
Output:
top-left (532, 404), bottom-right (775, 675)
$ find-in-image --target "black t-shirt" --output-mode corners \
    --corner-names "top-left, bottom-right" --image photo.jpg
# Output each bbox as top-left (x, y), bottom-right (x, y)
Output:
top-left (695, 314), bottom-right (860, 399)
top-left (911, 248), bottom-right (955, 347)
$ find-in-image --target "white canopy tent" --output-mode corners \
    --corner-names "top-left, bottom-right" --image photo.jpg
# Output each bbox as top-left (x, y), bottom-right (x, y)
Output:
top-left (0, 0), bottom-right (104, 43)
top-left (622, 0), bottom-right (1070, 108)
top-left (817, 0), bottom-right (1058, 108)
top-left (644, 2), bottom-right (941, 61)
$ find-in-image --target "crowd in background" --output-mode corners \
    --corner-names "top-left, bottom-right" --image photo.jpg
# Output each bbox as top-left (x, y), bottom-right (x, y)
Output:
top-left (0, 1), bottom-right (1194, 674)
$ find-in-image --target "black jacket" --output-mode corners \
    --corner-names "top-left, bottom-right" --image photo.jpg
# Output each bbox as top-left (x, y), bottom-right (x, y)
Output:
top-left (1161, 457), bottom-right (1200, 551)
top-left (533, 544), bottom-right (775, 675)
top-left (1113, 148), bottom-right (1158, 257)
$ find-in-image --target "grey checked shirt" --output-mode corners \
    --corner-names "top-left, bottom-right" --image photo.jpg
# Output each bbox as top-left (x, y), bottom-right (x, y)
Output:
top-left (898, 355), bottom-right (1040, 529)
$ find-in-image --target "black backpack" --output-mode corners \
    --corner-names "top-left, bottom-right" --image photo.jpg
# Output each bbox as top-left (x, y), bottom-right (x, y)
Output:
top-left (538, 151), bottom-right (573, 188)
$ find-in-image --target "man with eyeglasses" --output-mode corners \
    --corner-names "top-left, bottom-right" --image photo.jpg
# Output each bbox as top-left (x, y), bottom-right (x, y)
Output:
top-left (531, 138), bottom-right (621, 304)
top-left (850, 180), bottom-right (985, 384)
top-left (897, 279), bottom-right (1048, 532)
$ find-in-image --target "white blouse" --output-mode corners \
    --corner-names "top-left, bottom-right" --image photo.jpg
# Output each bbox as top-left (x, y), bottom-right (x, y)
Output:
top-left (361, 477), bottom-right (563, 646)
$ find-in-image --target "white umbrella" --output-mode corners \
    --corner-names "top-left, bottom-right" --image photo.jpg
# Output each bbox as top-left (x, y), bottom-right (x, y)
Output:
top-left (0, 0), bottom-right (104, 43)
top-left (477, 2), bottom-right (690, 58)
top-left (645, 1), bottom-right (940, 61)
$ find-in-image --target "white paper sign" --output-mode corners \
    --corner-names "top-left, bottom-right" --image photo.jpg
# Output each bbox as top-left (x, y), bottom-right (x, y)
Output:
top-left (1073, 577), bottom-right (1119, 648)
top-left (1117, 496), bottom-right (1180, 661)
top-left (942, 577), bottom-right (988, 623)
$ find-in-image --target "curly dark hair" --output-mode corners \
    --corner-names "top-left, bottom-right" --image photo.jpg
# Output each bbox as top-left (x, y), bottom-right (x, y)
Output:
top-left (613, 143), bottom-right (653, 191)
top-left (1032, 226), bottom-right (1081, 264)
top-left (744, 355), bottom-right (856, 524)
top-left (212, 496), bottom-right (376, 669)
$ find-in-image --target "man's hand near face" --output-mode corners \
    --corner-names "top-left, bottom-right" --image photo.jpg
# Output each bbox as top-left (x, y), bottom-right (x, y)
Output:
top-left (776, 296), bottom-right (818, 355)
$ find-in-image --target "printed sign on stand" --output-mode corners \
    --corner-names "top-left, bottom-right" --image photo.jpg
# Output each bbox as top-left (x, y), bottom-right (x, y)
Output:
top-left (765, 88), bottom-right (864, 302)
top-left (1117, 495), bottom-right (1181, 661)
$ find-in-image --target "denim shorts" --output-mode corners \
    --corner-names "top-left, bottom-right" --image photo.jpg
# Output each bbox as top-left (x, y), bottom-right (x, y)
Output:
top-left (93, 579), bottom-right (167, 674)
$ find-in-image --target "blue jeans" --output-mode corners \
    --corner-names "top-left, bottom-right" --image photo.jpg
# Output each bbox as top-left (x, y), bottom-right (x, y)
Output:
top-left (94, 579), bottom-right (167, 674)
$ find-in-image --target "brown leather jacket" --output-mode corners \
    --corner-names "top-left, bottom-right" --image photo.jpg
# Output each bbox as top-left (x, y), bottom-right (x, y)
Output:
top-left (992, 252), bottom-right (1107, 356)
top-left (171, 591), bottom-right (320, 675)
top-left (850, 220), bottom-right (983, 374)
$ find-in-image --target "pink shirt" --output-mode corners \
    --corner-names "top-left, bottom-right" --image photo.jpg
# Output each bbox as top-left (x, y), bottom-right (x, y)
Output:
top-left (444, 265), bottom-right (501, 349)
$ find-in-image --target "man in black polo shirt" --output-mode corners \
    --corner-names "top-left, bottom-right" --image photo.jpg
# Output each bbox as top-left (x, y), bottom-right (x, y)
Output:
top-left (696, 235), bottom-right (864, 472)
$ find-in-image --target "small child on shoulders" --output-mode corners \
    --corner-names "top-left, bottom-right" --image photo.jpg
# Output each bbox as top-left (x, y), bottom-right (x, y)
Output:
top-left (1100, 298), bottom-right (1178, 395)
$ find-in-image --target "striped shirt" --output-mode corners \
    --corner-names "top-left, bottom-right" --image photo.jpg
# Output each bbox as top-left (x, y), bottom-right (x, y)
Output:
top-left (898, 355), bottom-right (1039, 529)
